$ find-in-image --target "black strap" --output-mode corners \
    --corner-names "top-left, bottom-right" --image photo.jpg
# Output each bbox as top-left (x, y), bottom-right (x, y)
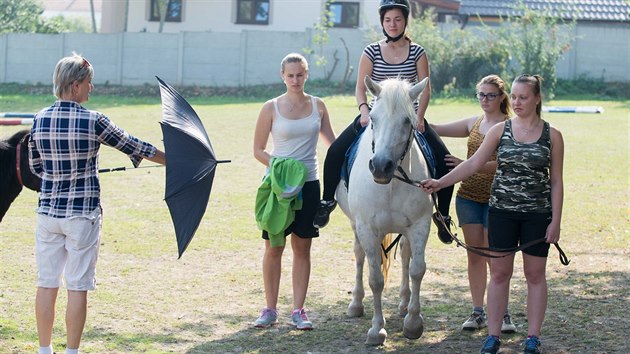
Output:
top-left (381, 233), bottom-right (403, 258)
top-left (393, 166), bottom-right (570, 266)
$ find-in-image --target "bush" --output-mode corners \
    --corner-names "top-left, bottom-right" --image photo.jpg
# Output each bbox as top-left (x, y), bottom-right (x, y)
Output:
top-left (555, 77), bottom-right (630, 99)
top-left (407, 10), bottom-right (511, 95)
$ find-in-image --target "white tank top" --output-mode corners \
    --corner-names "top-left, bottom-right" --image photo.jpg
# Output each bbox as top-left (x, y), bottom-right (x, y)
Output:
top-left (271, 96), bottom-right (321, 181)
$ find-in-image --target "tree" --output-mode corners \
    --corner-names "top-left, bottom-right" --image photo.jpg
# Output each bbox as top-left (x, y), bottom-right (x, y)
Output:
top-left (89, 0), bottom-right (97, 33)
top-left (407, 9), bottom-right (511, 95)
top-left (0, 0), bottom-right (44, 33)
top-left (157, 0), bottom-right (168, 33)
top-left (0, 0), bottom-right (91, 34)
top-left (303, 0), bottom-right (354, 87)
top-left (490, 1), bottom-right (576, 98)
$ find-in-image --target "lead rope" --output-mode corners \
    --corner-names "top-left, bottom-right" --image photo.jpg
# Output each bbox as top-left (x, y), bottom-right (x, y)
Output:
top-left (393, 165), bottom-right (570, 266)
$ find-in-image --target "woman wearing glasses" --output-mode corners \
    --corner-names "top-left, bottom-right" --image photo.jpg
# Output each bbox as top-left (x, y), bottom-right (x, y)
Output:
top-left (430, 75), bottom-right (517, 333)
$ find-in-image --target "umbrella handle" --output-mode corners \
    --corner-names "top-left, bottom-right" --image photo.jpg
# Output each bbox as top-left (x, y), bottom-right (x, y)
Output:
top-left (216, 160), bottom-right (231, 163)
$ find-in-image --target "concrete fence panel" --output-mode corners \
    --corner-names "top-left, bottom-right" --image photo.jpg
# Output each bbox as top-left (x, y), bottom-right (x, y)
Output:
top-left (1, 26), bottom-right (627, 87)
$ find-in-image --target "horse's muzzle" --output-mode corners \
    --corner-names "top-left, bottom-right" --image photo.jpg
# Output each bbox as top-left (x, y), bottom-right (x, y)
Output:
top-left (369, 157), bottom-right (395, 184)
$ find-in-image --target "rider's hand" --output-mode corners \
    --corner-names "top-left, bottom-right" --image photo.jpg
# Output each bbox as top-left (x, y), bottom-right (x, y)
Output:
top-left (444, 155), bottom-right (462, 171)
top-left (359, 112), bottom-right (370, 127)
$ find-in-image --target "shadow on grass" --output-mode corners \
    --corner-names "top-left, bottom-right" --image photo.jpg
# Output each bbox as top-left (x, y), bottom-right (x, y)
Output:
top-left (82, 327), bottom-right (184, 352)
top-left (179, 267), bottom-right (628, 354)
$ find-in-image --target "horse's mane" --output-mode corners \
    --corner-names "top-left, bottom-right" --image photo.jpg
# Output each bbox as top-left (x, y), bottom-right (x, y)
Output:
top-left (377, 79), bottom-right (418, 128)
top-left (4, 129), bottom-right (30, 147)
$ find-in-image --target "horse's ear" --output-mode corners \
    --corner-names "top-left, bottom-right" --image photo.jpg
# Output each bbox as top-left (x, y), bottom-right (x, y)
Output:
top-left (409, 77), bottom-right (428, 101)
top-left (364, 75), bottom-right (381, 97)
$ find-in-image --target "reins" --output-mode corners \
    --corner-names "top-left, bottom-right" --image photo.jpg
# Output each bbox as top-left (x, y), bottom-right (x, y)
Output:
top-left (393, 160), bottom-right (570, 266)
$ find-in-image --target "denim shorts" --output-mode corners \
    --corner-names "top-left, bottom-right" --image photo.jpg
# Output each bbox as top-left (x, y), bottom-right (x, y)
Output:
top-left (35, 206), bottom-right (102, 290)
top-left (455, 196), bottom-right (489, 228)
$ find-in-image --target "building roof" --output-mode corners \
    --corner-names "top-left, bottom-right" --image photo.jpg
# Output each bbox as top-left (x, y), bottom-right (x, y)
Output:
top-left (459, 0), bottom-right (630, 22)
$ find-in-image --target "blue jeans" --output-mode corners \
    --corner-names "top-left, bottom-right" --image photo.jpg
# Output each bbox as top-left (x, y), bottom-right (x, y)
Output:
top-left (455, 196), bottom-right (489, 228)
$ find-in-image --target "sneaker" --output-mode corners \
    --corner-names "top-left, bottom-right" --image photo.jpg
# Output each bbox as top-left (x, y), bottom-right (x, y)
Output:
top-left (291, 308), bottom-right (313, 330)
top-left (523, 335), bottom-right (542, 354)
top-left (462, 312), bottom-right (487, 330)
top-left (253, 308), bottom-right (278, 328)
top-left (501, 313), bottom-right (517, 333)
top-left (480, 335), bottom-right (501, 354)
top-left (313, 200), bottom-right (337, 228)
top-left (432, 212), bottom-right (453, 244)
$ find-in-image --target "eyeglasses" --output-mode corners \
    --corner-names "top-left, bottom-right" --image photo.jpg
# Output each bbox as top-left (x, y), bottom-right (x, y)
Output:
top-left (476, 92), bottom-right (500, 101)
top-left (80, 57), bottom-right (91, 69)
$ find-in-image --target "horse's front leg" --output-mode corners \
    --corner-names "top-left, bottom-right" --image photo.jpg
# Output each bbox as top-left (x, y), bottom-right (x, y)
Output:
top-left (402, 225), bottom-right (430, 340)
top-left (348, 232), bottom-right (365, 317)
top-left (398, 235), bottom-right (411, 317)
top-left (358, 228), bottom-right (387, 345)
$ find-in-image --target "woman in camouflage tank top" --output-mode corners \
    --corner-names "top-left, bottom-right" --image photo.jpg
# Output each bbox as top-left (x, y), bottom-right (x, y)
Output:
top-left (431, 75), bottom-right (517, 333)
top-left (421, 75), bottom-right (564, 354)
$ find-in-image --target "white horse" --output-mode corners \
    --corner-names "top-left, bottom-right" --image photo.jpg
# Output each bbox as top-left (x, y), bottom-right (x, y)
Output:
top-left (336, 76), bottom-right (433, 345)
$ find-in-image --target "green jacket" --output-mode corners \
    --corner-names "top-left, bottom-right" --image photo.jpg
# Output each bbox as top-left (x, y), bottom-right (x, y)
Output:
top-left (255, 157), bottom-right (307, 247)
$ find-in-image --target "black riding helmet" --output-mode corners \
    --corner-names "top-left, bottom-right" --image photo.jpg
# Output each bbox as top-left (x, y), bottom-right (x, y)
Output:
top-left (379, 0), bottom-right (410, 43)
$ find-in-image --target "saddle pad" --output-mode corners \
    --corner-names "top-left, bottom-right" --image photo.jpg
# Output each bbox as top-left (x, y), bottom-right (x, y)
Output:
top-left (414, 131), bottom-right (437, 178)
top-left (341, 126), bottom-right (366, 189)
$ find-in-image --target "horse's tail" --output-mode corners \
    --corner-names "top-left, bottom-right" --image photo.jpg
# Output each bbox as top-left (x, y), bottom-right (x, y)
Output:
top-left (380, 233), bottom-right (396, 287)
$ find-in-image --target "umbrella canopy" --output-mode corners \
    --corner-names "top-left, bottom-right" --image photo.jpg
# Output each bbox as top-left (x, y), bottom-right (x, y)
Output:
top-left (157, 76), bottom-right (228, 258)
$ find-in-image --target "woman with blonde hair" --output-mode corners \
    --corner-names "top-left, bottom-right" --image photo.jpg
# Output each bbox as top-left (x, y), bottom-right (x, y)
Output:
top-left (431, 75), bottom-right (517, 333)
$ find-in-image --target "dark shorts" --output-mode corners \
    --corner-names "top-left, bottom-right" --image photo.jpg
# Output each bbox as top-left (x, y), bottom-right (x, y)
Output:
top-left (488, 208), bottom-right (551, 257)
top-left (262, 180), bottom-right (320, 241)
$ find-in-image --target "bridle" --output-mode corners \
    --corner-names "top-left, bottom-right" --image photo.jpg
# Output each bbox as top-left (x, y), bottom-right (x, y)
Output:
top-left (15, 133), bottom-right (30, 187)
top-left (370, 115), bottom-right (415, 173)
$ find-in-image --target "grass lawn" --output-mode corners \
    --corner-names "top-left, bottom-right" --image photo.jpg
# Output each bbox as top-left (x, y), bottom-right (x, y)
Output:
top-left (0, 92), bottom-right (628, 353)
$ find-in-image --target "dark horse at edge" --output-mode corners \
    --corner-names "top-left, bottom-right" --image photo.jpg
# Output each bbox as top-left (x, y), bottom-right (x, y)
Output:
top-left (0, 129), bottom-right (41, 222)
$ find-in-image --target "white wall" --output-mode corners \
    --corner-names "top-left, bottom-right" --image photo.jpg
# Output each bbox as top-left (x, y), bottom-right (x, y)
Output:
top-left (116, 0), bottom-right (381, 33)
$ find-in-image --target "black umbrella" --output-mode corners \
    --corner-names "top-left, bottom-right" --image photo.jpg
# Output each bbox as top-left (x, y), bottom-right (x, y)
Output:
top-left (157, 76), bottom-right (230, 258)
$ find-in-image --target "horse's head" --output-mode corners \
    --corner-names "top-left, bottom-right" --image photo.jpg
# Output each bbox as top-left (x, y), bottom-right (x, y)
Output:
top-left (365, 76), bottom-right (427, 184)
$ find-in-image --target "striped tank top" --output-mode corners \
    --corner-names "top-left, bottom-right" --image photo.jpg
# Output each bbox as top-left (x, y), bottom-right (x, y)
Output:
top-left (489, 119), bottom-right (552, 213)
top-left (363, 41), bottom-right (426, 110)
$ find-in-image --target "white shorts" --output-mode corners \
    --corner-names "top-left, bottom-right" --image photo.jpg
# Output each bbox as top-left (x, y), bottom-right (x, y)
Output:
top-left (35, 206), bottom-right (102, 291)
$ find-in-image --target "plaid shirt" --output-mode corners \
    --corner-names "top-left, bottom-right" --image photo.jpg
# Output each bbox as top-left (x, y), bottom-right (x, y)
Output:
top-left (29, 100), bottom-right (158, 218)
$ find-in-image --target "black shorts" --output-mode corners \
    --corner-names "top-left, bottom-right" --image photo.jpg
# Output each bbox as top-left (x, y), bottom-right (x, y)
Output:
top-left (488, 208), bottom-right (551, 257)
top-left (262, 180), bottom-right (320, 241)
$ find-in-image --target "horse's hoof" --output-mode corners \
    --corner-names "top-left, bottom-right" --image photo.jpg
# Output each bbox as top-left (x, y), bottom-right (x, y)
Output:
top-left (365, 328), bottom-right (387, 346)
top-left (347, 304), bottom-right (364, 317)
top-left (403, 315), bottom-right (424, 339)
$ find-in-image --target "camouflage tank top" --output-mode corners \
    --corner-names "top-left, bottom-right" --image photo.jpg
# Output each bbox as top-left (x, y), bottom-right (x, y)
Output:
top-left (489, 119), bottom-right (552, 212)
